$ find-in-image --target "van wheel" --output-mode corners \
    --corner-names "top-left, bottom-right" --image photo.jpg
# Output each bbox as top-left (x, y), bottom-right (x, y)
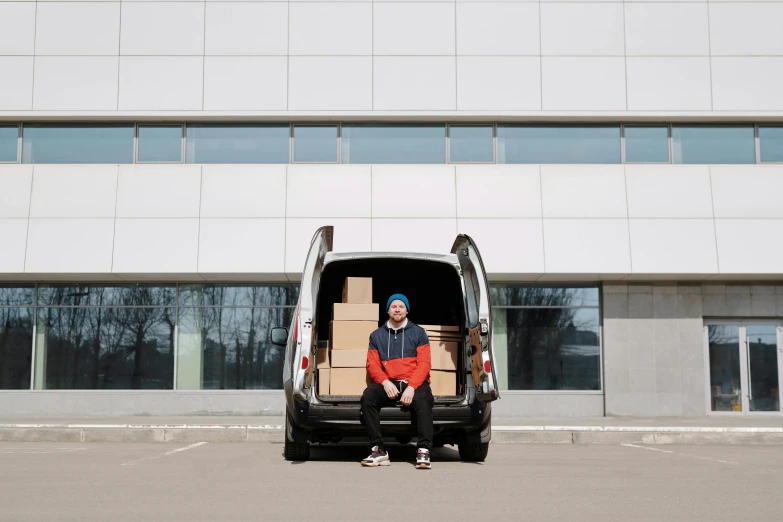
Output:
top-left (458, 442), bottom-right (489, 462)
top-left (284, 413), bottom-right (310, 461)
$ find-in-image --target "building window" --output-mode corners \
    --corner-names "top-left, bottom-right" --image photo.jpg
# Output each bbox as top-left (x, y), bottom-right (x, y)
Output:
top-left (0, 287), bottom-right (34, 389)
top-left (490, 285), bottom-right (601, 391)
top-left (497, 125), bottom-right (621, 164)
top-left (185, 124), bottom-right (290, 164)
top-left (672, 126), bottom-right (755, 164)
top-left (293, 125), bottom-right (338, 163)
top-left (341, 124), bottom-right (446, 164)
top-left (176, 285), bottom-right (298, 390)
top-left (137, 125), bottom-right (183, 163)
top-left (449, 125), bottom-right (494, 163)
top-left (21, 124), bottom-right (134, 164)
top-left (759, 126), bottom-right (783, 163)
top-left (624, 125), bottom-right (670, 163)
top-left (0, 125), bottom-right (19, 163)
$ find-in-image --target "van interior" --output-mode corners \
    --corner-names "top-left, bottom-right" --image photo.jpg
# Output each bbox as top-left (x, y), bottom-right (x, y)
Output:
top-left (315, 258), bottom-right (466, 401)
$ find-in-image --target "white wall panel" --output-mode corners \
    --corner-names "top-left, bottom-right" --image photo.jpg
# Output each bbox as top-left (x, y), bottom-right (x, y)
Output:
top-left (457, 218), bottom-right (545, 274)
top-left (625, 165), bottom-right (713, 219)
top-left (0, 219), bottom-right (27, 273)
top-left (200, 165), bottom-right (286, 218)
top-left (30, 165), bottom-right (118, 218)
top-left (33, 57), bottom-right (118, 110)
top-left (544, 219), bottom-right (631, 274)
top-left (456, 165), bottom-right (541, 218)
top-left (712, 58), bottom-right (783, 111)
top-left (285, 218), bottom-right (372, 274)
top-left (624, 3), bottom-right (709, 56)
top-left (0, 57), bottom-right (33, 110)
top-left (711, 166), bottom-right (783, 219)
top-left (715, 220), bottom-right (783, 274)
top-left (112, 219), bottom-right (199, 274)
top-left (709, 3), bottom-right (783, 56)
top-left (118, 57), bottom-right (203, 110)
top-left (288, 57), bottom-right (372, 110)
top-left (198, 218), bottom-right (285, 274)
top-left (374, 3), bottom-right (455, 55)
top-left (35, 2), bottom-right (120, 55)
top-left (289, 3), bottom-right (371, 55)
top-left (0, 2), bottom-right (35, 55)
top-left (541, 166), bottom-right (627, 218)
top-left (0, 166), bottom-right (32, 219)
top-left (626, 58), bottom-right (711, 111)
top-left (456, 57), bottom-right (541, 110)
top-left (542, 58), bottom-right (626, 110)
top-left (372, 166), bottom-right (456, 218)
top-left (540, 3), bottom-right (624, 56)
top-left (287, 165), bottom-right (371, 218)
top-left (203, 57), bottom-right (287, 110)
top-left (120, 2), bottom-right (205, 55)
top-left (372, 218), bottom-right (457, 254)
top-left (116, 165), bottom-right (201, 218)
top-left (629, 219), bottom-right (718, 273)
top-left (204, 2), bottom-right (288, 55)
top-left (25, 218), bottom-right (115, 273)
top-left (373, 57), bottom-right (456, 110)
top-left (456, 3), bottom-right (539, 55)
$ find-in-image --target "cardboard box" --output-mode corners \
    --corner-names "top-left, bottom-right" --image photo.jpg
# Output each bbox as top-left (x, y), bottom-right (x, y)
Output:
top-left (330, 320), bottom-right (377, 350)
top-left (318, 369), bottom-right (330, 395)
top-left (430, 341), bottom-right (459, 371)
top-left (316, 347), bottom-right (330, 369)
top-left (329, 368), bottom-right (371, 395)
top-left (430, 370), bottom-right (457, 396)
top-left (342, 277), bottom-right (373, 304)
top-left (330, 349), bottom-right (367, 368)
top-left (333, 303), bottom-right (379, 321)
top-left (420, 324), bottom-right (460, 333)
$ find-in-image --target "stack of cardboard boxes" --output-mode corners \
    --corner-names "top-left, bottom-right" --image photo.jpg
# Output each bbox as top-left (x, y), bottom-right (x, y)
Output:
top-left (318, 277), bottom-right (378, 396)
top-left (422, 325), bottom-right (461, 396)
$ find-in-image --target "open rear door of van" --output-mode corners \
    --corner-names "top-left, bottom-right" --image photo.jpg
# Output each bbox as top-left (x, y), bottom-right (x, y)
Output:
top-left (451, 234), bottom-right (499, 402)
top-left (291, 226), bottom-right (333, 402)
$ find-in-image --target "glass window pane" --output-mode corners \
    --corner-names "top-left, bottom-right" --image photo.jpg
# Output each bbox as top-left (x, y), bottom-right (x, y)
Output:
top-left (0, 307), bottom-right (33, 389)
top-left (178, 285), bottom-right (299, 307)
top-left (0, 286), bottom-right (35, 306)
top-left (137, 125), bottom-right (182, 163)
top-left (490, 285), bottom-right (599, 307)
top-left (759, 126), bottom-right (783, 163)
top-left (341, 125), bottom-right (446, 164)
top-left (0, 125), bottom-right (18, 162)
top-left (746, 324), bottom-right (780, 412)
top-left (293, 125), bottom-right (338, 162)
top-left (498, 125), bottom-right (621, 164)
top-left (35, 307), bottom-right (175, 389)
top-left (672, 126), bottom-right (755, 164)
top-left (624, 126), bottom-right (669, 163)
top-left (37, 285), bottom-right (176, 307)
top-left (707, 324), bottom-right (742, 412)
top-left (492, 308), bottom-right (600, 390)
top-left (449, 126), bottom-right (494, 163)
top-left (21, 124), bottom-right (134, 164)
top-left (185, 124), bottom-right (290, 164)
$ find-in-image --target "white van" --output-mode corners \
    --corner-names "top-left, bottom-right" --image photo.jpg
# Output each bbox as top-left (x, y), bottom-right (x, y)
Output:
top-left (271, 226), bottom-right (499, 461)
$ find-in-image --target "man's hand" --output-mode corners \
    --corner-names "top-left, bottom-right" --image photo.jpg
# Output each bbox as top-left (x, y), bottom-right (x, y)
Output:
top-left (382, 380), bottom-right (399, 399)
top-left (400, 386), bottom-right (415, 406)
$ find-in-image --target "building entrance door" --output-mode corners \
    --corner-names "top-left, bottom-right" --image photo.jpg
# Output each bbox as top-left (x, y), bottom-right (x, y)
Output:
top-left (705, 321), bottom-right (783, 414)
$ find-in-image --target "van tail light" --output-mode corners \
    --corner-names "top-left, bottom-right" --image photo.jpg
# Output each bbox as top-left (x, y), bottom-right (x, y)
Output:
top-left (301, 356), bottom-right (309, 370)
top-left (483, 361), bottom-right (491, 373)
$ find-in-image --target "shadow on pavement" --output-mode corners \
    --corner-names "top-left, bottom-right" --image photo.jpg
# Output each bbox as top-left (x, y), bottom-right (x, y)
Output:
top-left (297, 443), bottom-right (463, 465)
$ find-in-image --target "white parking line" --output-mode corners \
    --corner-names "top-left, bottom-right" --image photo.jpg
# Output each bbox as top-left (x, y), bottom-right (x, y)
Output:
top-left (121, 442), bottom-right (208, 467)
top-left (0, 448), bottom-right (87, 455)
top-left (622, 443), bottom-right (735, 465)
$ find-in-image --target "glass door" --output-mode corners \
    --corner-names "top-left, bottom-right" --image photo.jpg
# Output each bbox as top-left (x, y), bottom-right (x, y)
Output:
top-left (706, 322), bottom-right (783, 414)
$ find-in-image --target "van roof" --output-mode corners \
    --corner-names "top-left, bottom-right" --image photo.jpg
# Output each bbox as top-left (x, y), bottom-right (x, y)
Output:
top-left (325, 251), bottom-right (460, 267)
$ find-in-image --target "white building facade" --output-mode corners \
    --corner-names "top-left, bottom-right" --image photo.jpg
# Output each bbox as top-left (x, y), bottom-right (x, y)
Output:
top-left (1, 0), bottom-right (783, 418)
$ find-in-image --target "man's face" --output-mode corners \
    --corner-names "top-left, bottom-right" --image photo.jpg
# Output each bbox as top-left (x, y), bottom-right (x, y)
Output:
top-left (388, 300), bottom-right (408, 322)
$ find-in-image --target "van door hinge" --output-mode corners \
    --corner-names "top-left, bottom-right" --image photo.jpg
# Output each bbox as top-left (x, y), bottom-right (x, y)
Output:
top-left (480, 319), bottom-right (489, 336)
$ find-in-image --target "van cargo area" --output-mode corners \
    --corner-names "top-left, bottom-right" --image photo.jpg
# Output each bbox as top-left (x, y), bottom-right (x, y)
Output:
top-left (315, 257), bottom-right (466, 402)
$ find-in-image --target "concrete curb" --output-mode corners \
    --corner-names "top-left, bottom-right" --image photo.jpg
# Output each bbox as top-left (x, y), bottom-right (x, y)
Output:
top-left (2, 424), bottom-right (783, 444)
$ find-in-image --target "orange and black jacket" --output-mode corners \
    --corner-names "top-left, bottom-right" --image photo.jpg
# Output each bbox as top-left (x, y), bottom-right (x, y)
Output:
top-left (367, 321), bottom-right (431, 389)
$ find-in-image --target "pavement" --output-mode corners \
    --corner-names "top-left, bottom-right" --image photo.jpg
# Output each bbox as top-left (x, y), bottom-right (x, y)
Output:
top-left (1, 442), bottom-right (782, 521)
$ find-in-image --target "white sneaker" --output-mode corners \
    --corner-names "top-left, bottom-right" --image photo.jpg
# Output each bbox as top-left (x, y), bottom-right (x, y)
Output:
top-left (415, 448), bottom-right (431, 470)
top-left (361, 446), bottom-right (390, 467)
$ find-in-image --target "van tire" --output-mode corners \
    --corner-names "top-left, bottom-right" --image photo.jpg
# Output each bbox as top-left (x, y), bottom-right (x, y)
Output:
top-left (458, 442), bottom-right (489, 462)
top-left (284, 412), bottom-right (310, 461)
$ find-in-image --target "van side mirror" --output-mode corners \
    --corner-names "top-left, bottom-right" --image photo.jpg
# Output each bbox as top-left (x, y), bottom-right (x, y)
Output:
top-left (270, 327), bottom-right (288, 347)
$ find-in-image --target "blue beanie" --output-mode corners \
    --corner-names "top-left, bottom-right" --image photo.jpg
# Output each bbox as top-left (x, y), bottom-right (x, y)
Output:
top-left (386, 293), bottom-right (410, 312)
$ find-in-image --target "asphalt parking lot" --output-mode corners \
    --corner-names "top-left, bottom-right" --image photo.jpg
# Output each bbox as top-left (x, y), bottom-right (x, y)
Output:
top-left (1, 442), bottom-right (781, 521)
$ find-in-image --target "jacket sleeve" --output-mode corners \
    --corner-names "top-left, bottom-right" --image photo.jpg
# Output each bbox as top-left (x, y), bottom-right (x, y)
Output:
top-left (408, 329), bottom-right (431, 389)
top-left (366, 333), bottom-right (387, 385)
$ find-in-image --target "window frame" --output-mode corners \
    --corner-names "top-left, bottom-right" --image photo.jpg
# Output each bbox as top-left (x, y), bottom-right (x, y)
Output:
top-left (291, 123), bottom-right (340, 164)
top-left (134, 123), bottom-right (186, 164)
top-left (621, 123), bottom-right (672, 164)
top-left (446, 123), bottom-right (496, 164)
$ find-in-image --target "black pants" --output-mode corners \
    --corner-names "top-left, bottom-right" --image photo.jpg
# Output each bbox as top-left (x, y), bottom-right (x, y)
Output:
top-left (360, 382), bottom-right (434, 450)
